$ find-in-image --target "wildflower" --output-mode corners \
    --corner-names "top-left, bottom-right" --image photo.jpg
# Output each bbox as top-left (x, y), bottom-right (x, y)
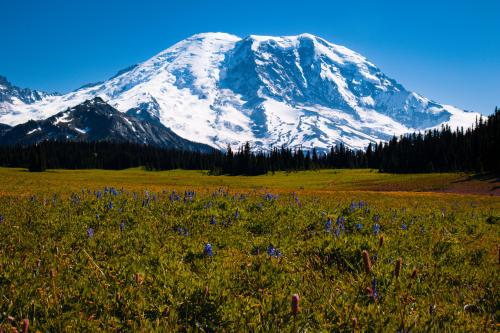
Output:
top-left (22, 318), bottom-right (29, 333)
top-left (267, 244), bottom-right (275, 256)
top-left (373, 223), bottom-right (380, 235)
top-left (352, 317), bottom-right (358, 330)
top-left (291, 294), bottom-right (300, 316)
top-left (275, 249), bottom-right (282, 257)
top-left (120, 221), bottom-right (125, 232)
top-left (429, 304), bottom-right (436, 315)
top-left (371, 278), bottom-right (378, 300)
top-left (204, 243), bottom-right (213, 257)
top-left (87, 227), bottom-right (94, 238)
top-left (334, 216), bottom-right (345, 237)
top-left (134, 273), bottom-right (144, 285)
top-left (108, 201), bottom-right (113, 210)
top-left (411, 267), bottom-right (418, 279)
top-left (356, 223), bottom-right (363, 231)
top-left (394, 257), bottom-right (402, 278)
top-left (325, 218), bottom-right (332, 233)
top-left (373, 215), bottom-right (380, 223)
top-left (401, 223), bottom-right (408, 231)
top-left (362, 250), bottom-right (372, 274)
top-left (234, 209), bottom-right (240, 219)
top-left (210, 216), bottom-right (217, 225)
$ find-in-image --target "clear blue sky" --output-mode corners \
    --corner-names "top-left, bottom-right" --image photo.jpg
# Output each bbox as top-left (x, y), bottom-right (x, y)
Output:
top-left (1, 0), bottom-right (498, 115)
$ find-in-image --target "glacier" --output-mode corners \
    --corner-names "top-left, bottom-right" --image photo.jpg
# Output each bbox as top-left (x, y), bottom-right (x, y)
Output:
top-left (0, 32), bottom-right (480, 150)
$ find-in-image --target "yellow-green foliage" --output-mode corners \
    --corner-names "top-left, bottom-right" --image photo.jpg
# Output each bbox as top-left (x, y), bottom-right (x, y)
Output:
top-left (0, 168), bottom-right (498, 331)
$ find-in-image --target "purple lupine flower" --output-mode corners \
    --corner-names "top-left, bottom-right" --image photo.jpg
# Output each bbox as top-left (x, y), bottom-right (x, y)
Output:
top-left (204, 243), bottom-right (213, 257)
top-left (96, 191), bottom-right (102, 199)
top-left (235, 209), bottom-right (240, 219)
top-left (356, 223), bottom-right (363, 231)
top-left (275, 249), bottom-right (282, 257)
top-left (373, 223), bottom-right (380, 235)
top-left (371, 278), bottom-right (378, 300)
top-left (373, 215), bottom-right (380, 223)
top-left (108, 201), bottom-right (113, 210)
top-left (267, 244), bottom-right (275, 256)
top-left (169, 191), bottom-right (180, 202)
top-left (325, 218), bottom-right (332, 233)
top-left (401, 223), bottom-right (408, 231)
top-left (120, 221), bottom-right (125, 232)
top-left (335, 216), bottom-right (345, 236)
top-left (210, 216), bottom-right (217, 225)
top-left (87, 227), bottom-right (94, 238)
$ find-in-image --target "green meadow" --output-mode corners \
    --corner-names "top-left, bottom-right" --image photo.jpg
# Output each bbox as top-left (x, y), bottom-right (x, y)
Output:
top-left (0, 168), bottom-right (498, 332)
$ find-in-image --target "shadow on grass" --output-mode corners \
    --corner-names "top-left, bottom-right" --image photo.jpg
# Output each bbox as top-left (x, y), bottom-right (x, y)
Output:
top-left (451, 173), bottom-right (500, 184)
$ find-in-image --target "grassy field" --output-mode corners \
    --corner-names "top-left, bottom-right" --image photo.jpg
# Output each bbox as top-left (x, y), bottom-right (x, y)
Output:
top-left (0, 167), bottom-right (499, 196)
top-left (0, 168), bottom-right (499, 332)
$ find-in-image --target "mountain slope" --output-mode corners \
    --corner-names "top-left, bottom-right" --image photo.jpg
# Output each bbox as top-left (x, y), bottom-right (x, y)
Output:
top-left (0, 33), bottom-right (480, 150)
top-left (0, 97), bottom-right (214, 151)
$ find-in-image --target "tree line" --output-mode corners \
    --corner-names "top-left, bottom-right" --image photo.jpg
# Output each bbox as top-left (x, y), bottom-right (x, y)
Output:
top-left (0, 107), bottom-right (498, 175)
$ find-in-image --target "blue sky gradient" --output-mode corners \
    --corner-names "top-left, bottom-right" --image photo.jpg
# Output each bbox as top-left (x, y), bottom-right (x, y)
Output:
top-left (1, 0), bottom-right (498, 114)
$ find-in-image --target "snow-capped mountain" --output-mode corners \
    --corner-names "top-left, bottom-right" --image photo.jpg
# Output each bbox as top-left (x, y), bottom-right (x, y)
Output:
top-left (0, 97), bottom-right (213, 151)
top-left (0, 33), bottom-right (480, 150)
top-left (0, 75), bottom-right (58, 106)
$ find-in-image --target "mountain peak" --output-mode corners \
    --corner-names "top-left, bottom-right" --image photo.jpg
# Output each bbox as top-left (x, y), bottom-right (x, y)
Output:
top-left (0, 33), bottom-right (481, 150)
top-left (0, 75), bottom-right (11, 87)
top-left (185, 32), bottom-right (241, 42)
